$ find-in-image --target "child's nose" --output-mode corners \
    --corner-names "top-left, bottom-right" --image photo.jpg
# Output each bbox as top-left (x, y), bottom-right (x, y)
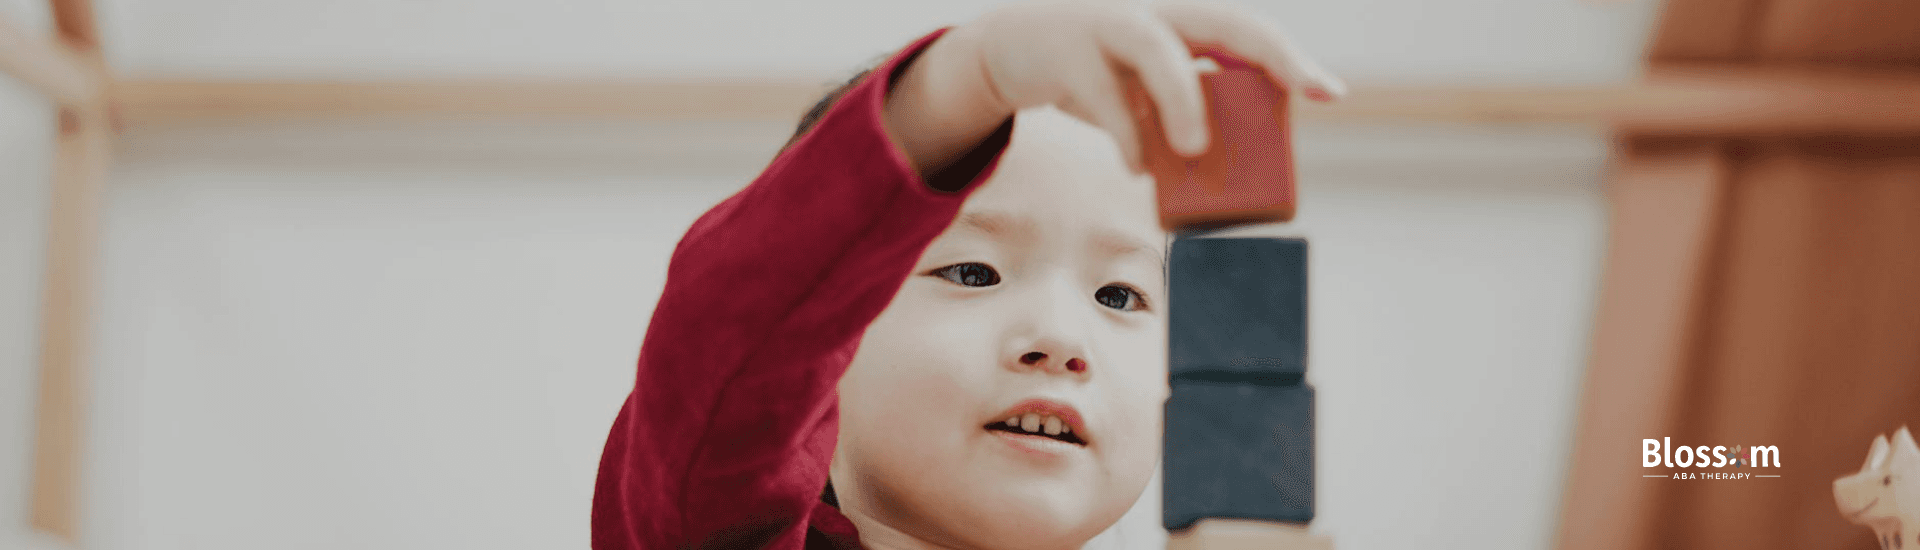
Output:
top-left (1017, 350), bottom-right (1088, 373)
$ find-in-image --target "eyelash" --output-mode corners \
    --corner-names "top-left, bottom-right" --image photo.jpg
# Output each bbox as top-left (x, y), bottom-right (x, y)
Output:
top-left (1096, 284), bottom-right (1150, 312)
top-left (928, 262), bottom-right (1152, 312)
top-left (930, 262), bottom-right (1001, 287)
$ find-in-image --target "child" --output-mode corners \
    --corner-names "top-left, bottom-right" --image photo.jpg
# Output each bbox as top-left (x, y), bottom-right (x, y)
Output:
top-left (591, 2), bottom-right (1344, 549)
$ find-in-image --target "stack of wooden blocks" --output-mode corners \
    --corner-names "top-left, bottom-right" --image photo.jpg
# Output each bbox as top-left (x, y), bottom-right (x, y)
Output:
top-left (1163, 235), bottom-right (1328, 550)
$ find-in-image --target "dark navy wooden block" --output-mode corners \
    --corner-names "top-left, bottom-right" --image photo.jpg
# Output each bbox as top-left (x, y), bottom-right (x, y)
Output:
top-left (1163, 381), bottom-right (1314, 530)
top-left (1168, 236), bottom-right (1307, 380)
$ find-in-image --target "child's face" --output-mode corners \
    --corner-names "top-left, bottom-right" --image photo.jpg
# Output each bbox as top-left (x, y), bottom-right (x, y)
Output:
top-left (833, 108), bottom-right (1169, 550)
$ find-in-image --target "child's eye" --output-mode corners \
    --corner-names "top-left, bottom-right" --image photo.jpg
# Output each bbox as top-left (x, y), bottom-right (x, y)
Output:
top-left (931, 262), bottom-right (1001, 287)
top-left (1094, 285), bottom-right (1148, 311)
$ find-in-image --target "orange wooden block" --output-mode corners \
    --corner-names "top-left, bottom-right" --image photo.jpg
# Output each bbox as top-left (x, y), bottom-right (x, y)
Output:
top-left (1133, 53), bottom-right (1295, 231)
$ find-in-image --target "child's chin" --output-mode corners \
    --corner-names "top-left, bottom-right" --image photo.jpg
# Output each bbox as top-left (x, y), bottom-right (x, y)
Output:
top-left (950, 474), bottom-right (1108, 545)
top-left (960, 507), bottom-right (1102, 550)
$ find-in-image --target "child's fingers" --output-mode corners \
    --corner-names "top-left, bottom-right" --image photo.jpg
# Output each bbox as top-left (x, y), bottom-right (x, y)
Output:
top-left (1095, 12), bottom-right (1209, 156)
top-left (1061, 66), bottom-right (1148, 174)
top-left (1152, 1), bottom-right (1347, 101)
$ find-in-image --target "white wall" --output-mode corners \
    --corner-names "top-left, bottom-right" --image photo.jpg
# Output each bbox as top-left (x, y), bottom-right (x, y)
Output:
top-left (94, 0), bottom-right (1660, 84)
top-left (10, 118), bottom-right (1602, 550)
top-left (78, 119), bottom-right (768, 550)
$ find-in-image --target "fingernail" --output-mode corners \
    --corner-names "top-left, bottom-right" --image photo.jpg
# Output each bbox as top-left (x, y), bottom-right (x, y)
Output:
top-left (1304, 88), bottom-right (1334, 102)
top-left (1182, 130), bottom-right (1209, 156)
top-left (1324, 76), bottom-right (1350, 97)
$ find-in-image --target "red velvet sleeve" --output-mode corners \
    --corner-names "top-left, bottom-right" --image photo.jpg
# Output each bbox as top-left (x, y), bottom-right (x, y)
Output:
top-left (590, 29), bottom-right (1014, 550)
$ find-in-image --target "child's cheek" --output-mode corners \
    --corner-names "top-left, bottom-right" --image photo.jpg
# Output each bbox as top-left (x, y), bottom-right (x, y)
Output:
top-left (1106, 315), bottom-right (1170, 402)
top-left (1106, 328), bottom-right (1169, 460)
top-left (854, 283), bottom-right (998, 423)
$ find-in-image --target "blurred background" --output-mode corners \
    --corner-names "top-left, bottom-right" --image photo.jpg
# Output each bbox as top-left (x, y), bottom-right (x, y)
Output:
top-left (8, 0), bottom-right (1913, 549)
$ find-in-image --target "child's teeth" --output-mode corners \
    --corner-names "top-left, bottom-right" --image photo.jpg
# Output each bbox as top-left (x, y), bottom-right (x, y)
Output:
top-left (1021, 413), bottom-right (1041, 432)
top-left (1044, 416), bottom-right (1063, 436)
top-left (1006, 416), bottom-right (1020, 427)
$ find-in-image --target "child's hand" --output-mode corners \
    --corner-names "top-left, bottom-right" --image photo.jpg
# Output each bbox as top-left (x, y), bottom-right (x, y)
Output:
top-left (884, 1), bottom-right (1346, 176)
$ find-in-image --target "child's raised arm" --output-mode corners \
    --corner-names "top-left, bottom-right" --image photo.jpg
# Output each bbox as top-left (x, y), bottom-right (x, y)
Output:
top-left (591, 29), bottom-right (1011, 550)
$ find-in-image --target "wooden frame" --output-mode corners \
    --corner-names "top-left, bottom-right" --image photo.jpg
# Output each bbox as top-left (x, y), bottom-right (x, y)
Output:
top-left (0, 14), bottom-right (98, 104)
top-left (107, 65), bottom-right (1920, 135)
top-left (4, 0), bottom-right (109, 547)
top-left (27, 102), bottom-right (110, 549)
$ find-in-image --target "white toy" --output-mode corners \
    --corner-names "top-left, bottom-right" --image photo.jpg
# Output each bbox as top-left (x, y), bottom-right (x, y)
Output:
top-left (1836, 426), bottom-right (1920, 550)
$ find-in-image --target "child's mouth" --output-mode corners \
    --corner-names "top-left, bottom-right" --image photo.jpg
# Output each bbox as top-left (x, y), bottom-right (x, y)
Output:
top-left (985, 413), bottom-right (1087, 446)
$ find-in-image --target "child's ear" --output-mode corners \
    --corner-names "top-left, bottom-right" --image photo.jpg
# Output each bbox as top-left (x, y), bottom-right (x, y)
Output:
top-left (1893, 426), bottom-right (1920, 465)
top-left (1869, 434), bottom-right (1893, 470)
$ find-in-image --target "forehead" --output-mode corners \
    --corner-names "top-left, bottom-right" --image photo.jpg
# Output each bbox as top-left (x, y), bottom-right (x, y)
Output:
top-left (958, 108), bottom-right (1164, 248)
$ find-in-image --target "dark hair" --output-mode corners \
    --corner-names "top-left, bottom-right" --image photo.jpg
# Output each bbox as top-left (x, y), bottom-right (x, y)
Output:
top-left (787, 69), bottom-right (874, 149)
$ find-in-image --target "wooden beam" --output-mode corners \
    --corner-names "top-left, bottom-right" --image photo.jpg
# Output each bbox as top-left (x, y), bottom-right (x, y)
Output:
top-left (1306, 64), bottom-right (1920, 134)
top-left (29, 0), bottom-right (107, 543)
top-left (115, 78), bottom-right (1646, 125)
top-left (48, 0), bottom-right (99, 47)
top-left (114, 78), bottom-right (837, 124)
top-left (0, 13), bottom-right (101, 105)
top-left (112, 65), bottom-right (1920, 134)
top-left (1627, 64), bottom-right (1920, 134)
top-left (29, 104), bottom-right (111, 546)
top-left (1554, 139), bottom-right (1730, 550)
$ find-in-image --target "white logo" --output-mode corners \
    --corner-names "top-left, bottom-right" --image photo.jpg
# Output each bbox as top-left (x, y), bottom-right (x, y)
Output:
top-left (1642, 437), bottom-right (1781, 480)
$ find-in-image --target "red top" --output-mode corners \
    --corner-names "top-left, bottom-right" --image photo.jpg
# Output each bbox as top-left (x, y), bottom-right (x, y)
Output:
top-left (590, 29), bottom-right (1014, 550)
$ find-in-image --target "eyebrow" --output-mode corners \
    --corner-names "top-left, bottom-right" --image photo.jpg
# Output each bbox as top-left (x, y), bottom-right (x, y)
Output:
top-left (1091, 229), bottom-right (1160, 262)
top-left (955, 211), bottom-right (1038, 239)
top-left (957, 211), bottom-right (1161, 263)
